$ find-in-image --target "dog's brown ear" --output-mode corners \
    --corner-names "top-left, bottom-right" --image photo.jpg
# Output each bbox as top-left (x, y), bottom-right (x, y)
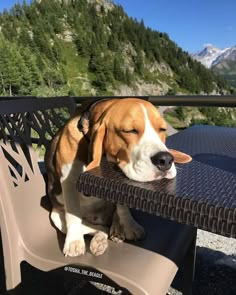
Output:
top-left (86, 123), bottom-right (106, 171)
top-left (169, 149), bottom-right (192, 164)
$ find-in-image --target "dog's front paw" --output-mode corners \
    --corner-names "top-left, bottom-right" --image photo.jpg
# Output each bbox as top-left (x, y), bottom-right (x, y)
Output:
top-left (110, 221), bottom-right (145, 242)
top-left (90, 232), bottom-right (108, 256)
top-left (63, 239), bottom-right (86, 257)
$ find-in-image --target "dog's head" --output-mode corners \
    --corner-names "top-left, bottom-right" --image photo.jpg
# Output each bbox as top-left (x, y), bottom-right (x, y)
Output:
top-left (86, 98), bottom-right (191, 182)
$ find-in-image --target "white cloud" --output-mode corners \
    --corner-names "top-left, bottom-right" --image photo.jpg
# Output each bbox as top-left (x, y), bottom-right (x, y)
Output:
top-left (203, 43), bottom-right (213, 48)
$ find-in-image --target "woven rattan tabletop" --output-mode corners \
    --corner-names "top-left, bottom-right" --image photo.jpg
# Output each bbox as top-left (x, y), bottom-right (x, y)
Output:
top-left (77, 125), bottom-right (236, 238)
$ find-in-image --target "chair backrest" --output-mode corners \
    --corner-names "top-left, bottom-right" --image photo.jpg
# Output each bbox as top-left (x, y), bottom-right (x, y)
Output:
top-left (0, 144), bottom-right (45, 250)
top-left (0, 96), bottom-right (77, 237)
top-left (0, 96), bottom-right (76, 151)
top-left (0, 97), bottom-right (77, 289)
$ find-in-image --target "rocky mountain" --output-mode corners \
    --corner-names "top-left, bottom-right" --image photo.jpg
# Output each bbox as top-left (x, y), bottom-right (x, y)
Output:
top-left (193, 44), bottom-right (236, 87)
top-left (193, 45), bottom-right (229, 68)
top-left (193, 44), bottom-right (236, 68)
top-left (0, 0), bottom-right (230, 96)
top-left (212, 59), bottom-right (236, 87)
top-left (213, 46), bottom-right (236, 66)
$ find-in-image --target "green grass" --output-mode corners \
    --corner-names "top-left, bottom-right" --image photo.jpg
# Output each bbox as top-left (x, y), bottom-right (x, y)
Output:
top-left (164, 113), bottom-right (186, 129)
top-left (32, 143), bottom-right (46, 159)
top-left (59, 40), bottom-right (95, 95)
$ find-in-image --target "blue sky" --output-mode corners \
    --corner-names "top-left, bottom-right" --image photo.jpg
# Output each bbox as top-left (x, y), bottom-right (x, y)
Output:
top-left (1, 0), bottom-right (235, 53)
top-left (114, 0), bottom-right (236, 53)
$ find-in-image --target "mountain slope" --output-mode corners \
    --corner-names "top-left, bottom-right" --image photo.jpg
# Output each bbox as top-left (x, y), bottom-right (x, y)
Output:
top-left (212, 59), bottom-right (236, 88)
top-left (193, 44), bottom-right (236, 68)
top-left (213, 46), bottom-right (236, 66)
top-left (193, 45), bottom-right (230, 68)
top-left (0, 0), bottom-right (230, 96)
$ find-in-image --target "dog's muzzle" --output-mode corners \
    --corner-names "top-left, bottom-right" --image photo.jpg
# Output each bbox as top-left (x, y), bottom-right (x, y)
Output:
top-left (151, 151), bottom-right (174, 172)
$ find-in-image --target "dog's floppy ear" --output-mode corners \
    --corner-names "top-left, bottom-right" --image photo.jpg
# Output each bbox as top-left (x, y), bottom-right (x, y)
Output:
top-left (86, 123), bottom-right (106, 171)
top-left (169, 149), bottom-right (192, 164)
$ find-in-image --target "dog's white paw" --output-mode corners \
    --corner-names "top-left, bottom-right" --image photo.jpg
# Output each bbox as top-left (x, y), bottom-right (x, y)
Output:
top-left (63, 239), bottom-right (86, 257)
top-left (90, 232), bottom-right (108, 256)
top-left (110, 221), bottom-right (145, 242)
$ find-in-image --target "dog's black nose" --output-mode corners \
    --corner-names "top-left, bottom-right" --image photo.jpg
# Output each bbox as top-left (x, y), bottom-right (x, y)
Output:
top-left (151, 152), bottom-right (174, 172)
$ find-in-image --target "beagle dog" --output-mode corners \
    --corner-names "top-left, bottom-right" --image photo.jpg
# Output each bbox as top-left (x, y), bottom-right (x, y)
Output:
top-left (45, 98), bottom-right (191, 257)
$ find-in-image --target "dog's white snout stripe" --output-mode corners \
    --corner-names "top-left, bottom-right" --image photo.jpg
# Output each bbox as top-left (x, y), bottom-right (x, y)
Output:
top-left (140, 105), bottom-right (168, 154)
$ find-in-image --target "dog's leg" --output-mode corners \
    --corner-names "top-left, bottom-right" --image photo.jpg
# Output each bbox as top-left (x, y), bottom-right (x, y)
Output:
top-left (60, 160), bottom-right (86, 257)
top-left (60, 160), bottom-right (109, 257)
top-left (51, 205), bottom-right (109, 256)
top-left (63, 211), bottom-right (85, 257)
top-left (110, 205), bottom-right (145, 242)
top-left (50, 207), bottom-right (67, 234)
top-left (81, 223), bottom-right (109, 256)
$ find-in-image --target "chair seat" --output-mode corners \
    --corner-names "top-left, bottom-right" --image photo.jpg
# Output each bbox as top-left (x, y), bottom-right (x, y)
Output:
top-left (18, 194), bottom-right (194, 295)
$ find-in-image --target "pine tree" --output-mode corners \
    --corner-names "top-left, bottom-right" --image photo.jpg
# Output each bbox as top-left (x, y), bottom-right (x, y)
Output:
top-left (134, 50), bottom-right (144, 75)
top-left (33, 27), bottom-right (55, 61)
top-left (107, 33), bottom-right (119, 51)
top-left (20, 47), bottom-right (42, 91)
top-left (93, 72), bottom-right (107, 91)
top-left (43, 67), bottom-right (65, 89)
top-left (113, 54), bottom-right (124, 81)
top-left (88, 50), bottom-right (102, 73)
top-left (0, 41), bottom-right (29, 95)
top-left (1, 19), bottom-right (18, 41)
top-left (74, 26), bottom-right (91, 57)
top-left (125, 68), bottom-right (132, 86)
top-left (18, 27), bottom-right (35, 49)
top-left (52, 39), bottom-right (63, 62)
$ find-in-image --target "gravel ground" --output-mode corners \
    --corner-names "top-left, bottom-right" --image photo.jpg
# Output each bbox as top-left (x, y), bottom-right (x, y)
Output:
top-left (196, 229), bottom-right (236, 256)
top-left (168, 230), bottom-right (236, 295)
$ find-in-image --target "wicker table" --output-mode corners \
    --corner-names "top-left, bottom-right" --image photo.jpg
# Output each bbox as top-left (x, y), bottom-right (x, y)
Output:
top-left (77, 125), bottom-right (236, 238)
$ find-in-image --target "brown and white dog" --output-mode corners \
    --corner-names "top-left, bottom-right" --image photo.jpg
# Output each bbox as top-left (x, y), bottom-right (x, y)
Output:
top-left (45, 98), bottom-right (191, 257)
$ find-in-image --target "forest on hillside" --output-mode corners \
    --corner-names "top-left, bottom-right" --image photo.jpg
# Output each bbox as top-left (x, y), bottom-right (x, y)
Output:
top-left (0, 0), bottom-right (231, 96)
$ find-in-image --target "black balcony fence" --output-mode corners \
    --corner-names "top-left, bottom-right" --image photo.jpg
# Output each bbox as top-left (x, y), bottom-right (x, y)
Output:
top-left (1, 95), bottom-right (236, 107)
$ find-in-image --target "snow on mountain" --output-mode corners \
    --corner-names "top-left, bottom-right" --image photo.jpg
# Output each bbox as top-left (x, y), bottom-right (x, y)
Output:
top-left (192, 44), bottom-right (230, 68)
top-left (212, 46), bottom-right (236, 67)
top-left (193, 44), bottom-right (236, 88)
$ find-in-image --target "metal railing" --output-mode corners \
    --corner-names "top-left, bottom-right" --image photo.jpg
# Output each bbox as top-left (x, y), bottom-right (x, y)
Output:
top-left (1, 95), bottom-right (236, 107)
top-left (72, 95), bottom-right (236, 107)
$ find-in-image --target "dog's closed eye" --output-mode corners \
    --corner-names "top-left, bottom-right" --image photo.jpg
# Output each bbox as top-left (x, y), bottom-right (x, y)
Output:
top-left (159, 128), bottom-right (167, 132)
top-left (121, 129), bottom-right (139, 134)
